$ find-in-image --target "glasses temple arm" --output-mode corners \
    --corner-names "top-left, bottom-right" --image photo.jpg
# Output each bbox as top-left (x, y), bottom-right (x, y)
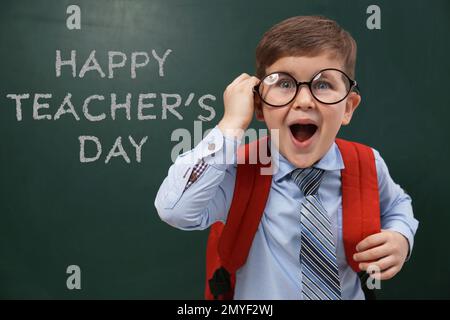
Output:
top-left (352, 81), bottom-right (361, 94)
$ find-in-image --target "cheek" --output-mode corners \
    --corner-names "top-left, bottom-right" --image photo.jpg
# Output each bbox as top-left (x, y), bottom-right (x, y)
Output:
top-left (262, 107), bottom-right (286, 130)
top-left (321, 105), bottom-right (346, 132)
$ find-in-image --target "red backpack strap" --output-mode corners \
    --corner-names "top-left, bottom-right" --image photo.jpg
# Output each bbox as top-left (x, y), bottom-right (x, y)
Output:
top-left (205, 136), bottom-right (272, 299)
top-left (219, 137), bottom-right (272, 272)
top-left (335, 138), bottom-right (381, 272)
top-left (205, 222), bottom-right (234, 299)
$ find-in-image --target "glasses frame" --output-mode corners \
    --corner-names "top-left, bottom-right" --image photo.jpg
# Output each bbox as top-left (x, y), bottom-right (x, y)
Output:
top-left (253, 68), bottom-right (360, 107)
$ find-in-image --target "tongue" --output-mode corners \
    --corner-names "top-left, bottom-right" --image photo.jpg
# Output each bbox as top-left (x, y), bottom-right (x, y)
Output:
top-left (292, 124), bottom-right (317, 142)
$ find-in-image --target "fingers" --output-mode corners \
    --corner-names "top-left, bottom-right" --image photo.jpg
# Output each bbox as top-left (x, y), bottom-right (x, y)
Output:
top-left (365, 265), bottom-right (400, 281)
top-left (359, 255), bottom-right (396, 272)
top-left (229, 73), bottom-right (251, 86)
top-left (221, 73), bottom-right (261, 132)
top-left (356, 232), bottom-right (387, 252)
top-left (355, 231), bottom-right (408, 282)
top-left (353, 244), bottom-right (389, 262)
top-left (228, 73), bottom-right (260, 90)
top-left (379, 266), bottom-right (400, 280)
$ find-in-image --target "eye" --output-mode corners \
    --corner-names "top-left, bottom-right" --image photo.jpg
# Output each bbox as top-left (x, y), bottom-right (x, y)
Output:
top-left (313, 80), bottom-right (332, 90)
top-left (277, 79), bottom-right (295, 89)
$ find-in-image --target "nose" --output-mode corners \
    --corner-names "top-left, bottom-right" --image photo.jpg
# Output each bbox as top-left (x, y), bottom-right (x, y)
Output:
top-left (291, 84), bottom-right (315, 110)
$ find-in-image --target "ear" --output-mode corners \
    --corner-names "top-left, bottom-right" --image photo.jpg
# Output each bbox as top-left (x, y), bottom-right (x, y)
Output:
top-left (254, 94), bottom-right (265, 122)
top-left (341, 92), bottom-right (361, 125)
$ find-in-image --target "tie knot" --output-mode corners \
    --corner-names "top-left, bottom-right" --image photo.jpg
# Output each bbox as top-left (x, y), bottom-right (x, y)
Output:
top-left (291, 167), bottom-right (325, 196)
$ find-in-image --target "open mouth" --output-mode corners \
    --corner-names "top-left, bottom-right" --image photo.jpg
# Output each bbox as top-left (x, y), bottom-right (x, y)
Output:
top-left (289, 123), bottom-right (318, 143)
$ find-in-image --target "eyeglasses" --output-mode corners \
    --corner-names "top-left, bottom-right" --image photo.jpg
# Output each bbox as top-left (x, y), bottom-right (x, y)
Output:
top-left (253, 68), bottom-right (359, 107)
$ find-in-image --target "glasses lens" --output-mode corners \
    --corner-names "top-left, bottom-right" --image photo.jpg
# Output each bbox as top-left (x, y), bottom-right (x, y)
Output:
top-left (258, 73), bottom-right (297, 106)
top-left (310, 69), bottom-right (352, 104)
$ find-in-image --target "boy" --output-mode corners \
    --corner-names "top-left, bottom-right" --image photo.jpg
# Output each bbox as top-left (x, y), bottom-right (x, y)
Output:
top-left (154, 16), bottom-right (418, 299)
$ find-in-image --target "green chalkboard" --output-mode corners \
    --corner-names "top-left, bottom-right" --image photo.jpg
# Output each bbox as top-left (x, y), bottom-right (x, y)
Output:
top-left (0, 0), bottom-right (449, 299)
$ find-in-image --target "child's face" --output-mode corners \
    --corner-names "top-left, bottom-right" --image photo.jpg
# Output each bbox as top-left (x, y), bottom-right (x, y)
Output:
top-left (256, 54), bottom-right (361, 168)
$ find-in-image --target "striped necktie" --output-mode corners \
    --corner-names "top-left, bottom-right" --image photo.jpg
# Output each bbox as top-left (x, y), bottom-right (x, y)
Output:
top-left (291, 167), bottom-right (342, 300)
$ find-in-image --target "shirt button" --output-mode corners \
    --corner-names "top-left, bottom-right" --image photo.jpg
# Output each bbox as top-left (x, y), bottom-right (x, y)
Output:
top-left (208, 142), bottom-right (216, 151)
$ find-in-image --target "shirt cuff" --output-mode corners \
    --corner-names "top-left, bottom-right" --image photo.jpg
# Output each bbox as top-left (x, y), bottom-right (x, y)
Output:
top-left (191, 125), bottom-right (241, 171)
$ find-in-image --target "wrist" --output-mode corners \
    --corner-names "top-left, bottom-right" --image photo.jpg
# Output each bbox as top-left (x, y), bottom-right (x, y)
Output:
top-left (218, 118), bottom-right (248, 140)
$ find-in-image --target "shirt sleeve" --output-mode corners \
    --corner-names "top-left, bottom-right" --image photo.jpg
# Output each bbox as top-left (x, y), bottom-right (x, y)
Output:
top-left (373, 148), bottom-right (419, 259)
top-left (154, 126), bottom-right (239, 230)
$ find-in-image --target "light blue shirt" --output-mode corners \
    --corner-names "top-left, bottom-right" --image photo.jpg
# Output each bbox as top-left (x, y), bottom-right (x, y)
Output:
top-left (154, 126), bottom-right (419, 300)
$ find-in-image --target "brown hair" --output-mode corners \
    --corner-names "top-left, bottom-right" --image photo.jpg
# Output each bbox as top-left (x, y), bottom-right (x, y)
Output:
top-left (255, 16), bottom-right (357, 79)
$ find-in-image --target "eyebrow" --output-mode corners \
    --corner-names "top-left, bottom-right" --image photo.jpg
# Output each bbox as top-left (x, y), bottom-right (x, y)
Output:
top-left (267, 68), bottom-right (341, 80)
top-left (266, 69), bottom-right (320, 80)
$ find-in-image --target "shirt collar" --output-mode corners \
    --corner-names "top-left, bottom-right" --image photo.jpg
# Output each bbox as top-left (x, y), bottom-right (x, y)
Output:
top-left (271, 140), bottom-right (345, 183)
